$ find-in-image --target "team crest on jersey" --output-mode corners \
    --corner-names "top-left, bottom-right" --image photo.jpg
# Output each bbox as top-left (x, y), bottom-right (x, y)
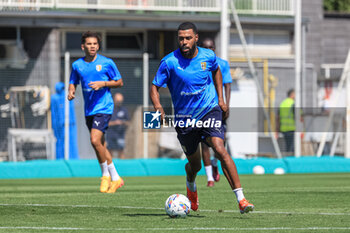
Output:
top-left (201, 62), bottom-right (207, 71)
top-left (96, 65), bottom-right (102, 72)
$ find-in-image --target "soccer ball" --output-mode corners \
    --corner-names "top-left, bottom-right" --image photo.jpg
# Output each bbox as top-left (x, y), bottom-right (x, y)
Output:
top-left (274, 167), bottom-right (285, 175)
top-left (165, 194), bottom-right (191, 218)
top-left (253, 165), bottom-right (265, 175)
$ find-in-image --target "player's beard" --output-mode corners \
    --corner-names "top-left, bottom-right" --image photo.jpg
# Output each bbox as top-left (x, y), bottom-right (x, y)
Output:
top-left (180, 44), bottom-right (197, 59)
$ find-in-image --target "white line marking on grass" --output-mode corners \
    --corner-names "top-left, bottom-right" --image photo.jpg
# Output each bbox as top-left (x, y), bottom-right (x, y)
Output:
top-left (0, 226), bottom-right (135, 231)
top-left (253, 211), bottom-right (350, 216)
top-left (1, 226), bottom-right (350, 231)
top-left (200, 209), bottom-right (350, 216)
top-left (1, 203), bottom-right (350, 216)
top-left (0, 203), bottom-right (162, 210)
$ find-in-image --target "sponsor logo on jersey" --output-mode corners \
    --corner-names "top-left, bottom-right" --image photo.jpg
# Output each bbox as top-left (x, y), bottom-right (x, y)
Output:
top-left (201, 62), bottom-right (207, 71)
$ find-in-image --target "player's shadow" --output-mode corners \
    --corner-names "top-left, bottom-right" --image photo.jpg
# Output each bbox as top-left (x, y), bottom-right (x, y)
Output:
top-left (123, 213), bottom-right (165, 217)
top-left (123, 213), bottom-right (205, 218)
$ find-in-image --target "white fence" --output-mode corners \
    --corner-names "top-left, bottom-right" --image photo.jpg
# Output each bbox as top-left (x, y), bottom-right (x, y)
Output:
top-left (0, 0), bottom-right (54, 8)
top-left (0, 0), bottom-right (294, 15)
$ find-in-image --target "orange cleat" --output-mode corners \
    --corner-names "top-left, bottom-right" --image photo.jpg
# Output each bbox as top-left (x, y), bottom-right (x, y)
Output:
top-left (107, 178), bottom-right (124, 193)
top-left (100, 176), bottom-right (111, 193)
top-left (186, 186), bottom-right (199, 211)
top-left (239, 198), bottom-right (254, 214)
top-left (207, 181), bottom-right (214, 187)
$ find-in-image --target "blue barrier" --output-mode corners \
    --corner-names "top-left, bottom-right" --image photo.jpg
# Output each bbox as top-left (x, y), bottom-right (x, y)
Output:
top-left (66, 159), bottom-right (148, 177)
top-left (0, 156), bottom-right (350, 179)
top-left (66, 160), bottom-right (103, 177)
top-left (140, 158), bottom-right (188, 176)
top-left (284, 156), bottom-right (350, 173)
top-left (0, 160), bottom-right (71, 179)
top-left (234, 158), bottom-right (288, 174)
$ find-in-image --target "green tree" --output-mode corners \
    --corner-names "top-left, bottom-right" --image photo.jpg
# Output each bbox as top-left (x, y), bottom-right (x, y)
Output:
top-left (324, 0), bottom-right (350, 12)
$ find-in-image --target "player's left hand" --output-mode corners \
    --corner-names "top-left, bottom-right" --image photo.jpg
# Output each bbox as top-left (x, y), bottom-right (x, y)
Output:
top-left (224, 108), bottom-right (230, 120)
top-left (88, 81), bottom-right (105, 90)
top-left (219, 102), bottom-right (228, 119)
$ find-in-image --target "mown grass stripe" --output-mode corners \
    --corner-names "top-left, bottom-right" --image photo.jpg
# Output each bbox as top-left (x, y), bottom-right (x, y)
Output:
top-left (1, 203), bottom-right (349, 216)
top-left (0, 226), bottom-right (350, 231)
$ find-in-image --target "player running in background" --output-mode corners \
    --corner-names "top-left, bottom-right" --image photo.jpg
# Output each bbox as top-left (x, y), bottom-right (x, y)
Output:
top-left (68, 31), bottom-right (124, 193)
top-left (200, 38), bottom-right (232, 187)
top-left (150, 22), bottom-right (254, 214)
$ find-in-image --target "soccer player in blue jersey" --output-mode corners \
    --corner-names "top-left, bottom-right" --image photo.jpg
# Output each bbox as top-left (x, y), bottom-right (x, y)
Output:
top-left (200, 38), bottom-right (232, 187)
top-left (150, 22), bottom-right (254, 214)
top-left (68, 31), bottom-right (124, 193)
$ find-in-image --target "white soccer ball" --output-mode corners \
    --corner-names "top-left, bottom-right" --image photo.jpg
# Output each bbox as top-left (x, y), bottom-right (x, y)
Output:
top-left (274, 167), bottom-right (285, 175)
top-left (253, 165), bottom-right (265, 175)
top-left (165, 194), bottom-right (191, 218)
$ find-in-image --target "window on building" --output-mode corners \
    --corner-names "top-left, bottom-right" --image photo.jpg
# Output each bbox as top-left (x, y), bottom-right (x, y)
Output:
top-left (65, 32), bottom-right (82, 50)
top-left (65, 31), bottom-right (103, 51)
top-left (106, 33), bottom-right (143, 50)
top-left (62, 31), bottom-right (143, 58)
top-left (230, 30), bottom-right (292, 58)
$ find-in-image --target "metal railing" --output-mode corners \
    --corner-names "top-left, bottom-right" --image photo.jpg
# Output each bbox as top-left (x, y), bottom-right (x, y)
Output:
top-left (0, 0), bottom-right (54, 9)
top-left (233, 0), bottom-right (293, 15)
top-left (0, 0), bottom-right (294, 16)
top-left (321, 63), bottom-right (345, 80)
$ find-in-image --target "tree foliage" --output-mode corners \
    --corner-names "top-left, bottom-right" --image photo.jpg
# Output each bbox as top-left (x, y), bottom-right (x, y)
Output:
top-left (324, 0), bottom-right (350, 12)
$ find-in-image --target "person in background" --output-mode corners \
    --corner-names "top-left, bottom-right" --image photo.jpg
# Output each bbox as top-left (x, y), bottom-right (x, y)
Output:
top-left (68, 31), bottom-right (124, 193)
top-left (277, 89), bottom-right (295, 154)
top-left (200, 38), bottom-right (232, 187)
top-left (51, 82), bottom-right (79, 160)
top-left (107, 93), bottom-right (129, 159)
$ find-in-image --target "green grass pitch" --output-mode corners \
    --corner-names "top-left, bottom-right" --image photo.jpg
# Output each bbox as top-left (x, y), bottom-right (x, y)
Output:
top-left (0, 173), bottom-right (350, 233)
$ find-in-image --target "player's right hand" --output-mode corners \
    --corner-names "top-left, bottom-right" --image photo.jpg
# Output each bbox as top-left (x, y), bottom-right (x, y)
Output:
top-left (68, 90), bottom-right (75, 100)
top-left (154, 107), bottom-right (165, 125)
top-left (160, 109), bottom-right (166, 125)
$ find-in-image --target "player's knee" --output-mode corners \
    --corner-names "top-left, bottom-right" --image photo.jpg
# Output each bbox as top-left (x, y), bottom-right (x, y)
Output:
top-left (193, 162), bottom-right (202, 173)
top-left (219, 152), bottom-right (231, 164)
top-left (213, 146), bottom-right (231, 163)
top-left (186, 161), bottom-right (201, 174)
top-left (213, 144), bottom-right (226, 156)
top-left (90, 136), bottom-right (102, 148)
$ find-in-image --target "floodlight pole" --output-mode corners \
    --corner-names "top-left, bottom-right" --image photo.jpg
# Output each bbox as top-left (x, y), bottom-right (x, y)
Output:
top-left (143, 52), bottom-right (149, 159)
top-left (346, 56), bottom-right (350, 158)
top-left (220, 0), bottom-right (230, 60)
top-left (64, 52), bottom-right (70, 160)
top-left (294, 0), bottom-right (302, 157)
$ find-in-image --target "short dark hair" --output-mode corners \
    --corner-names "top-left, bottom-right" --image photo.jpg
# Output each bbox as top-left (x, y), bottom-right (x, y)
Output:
top-left (81, 31), bottom-right (101, 46)
top-left (177, 22), bottom-right (198, 34)
top-left (287, 89), bottom-right (294, 97)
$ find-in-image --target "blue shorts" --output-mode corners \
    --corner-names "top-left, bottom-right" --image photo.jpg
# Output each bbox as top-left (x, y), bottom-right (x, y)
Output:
top-left (176, 105), bottom-right (225, 156)
top-left (223, 119), bottom-right (227, 133)
top-left (85, 113), bottom-right (112, 133)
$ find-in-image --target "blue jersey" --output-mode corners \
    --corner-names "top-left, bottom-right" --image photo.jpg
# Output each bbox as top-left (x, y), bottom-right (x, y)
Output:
top-left (210, 57), bottom-right (232, 103)
top-left (153, 47), bottom-right (219, 121)
top-left (217, 57), bottom-right (232, 85)
top-left (70, 54), bottom-right (122, 116)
